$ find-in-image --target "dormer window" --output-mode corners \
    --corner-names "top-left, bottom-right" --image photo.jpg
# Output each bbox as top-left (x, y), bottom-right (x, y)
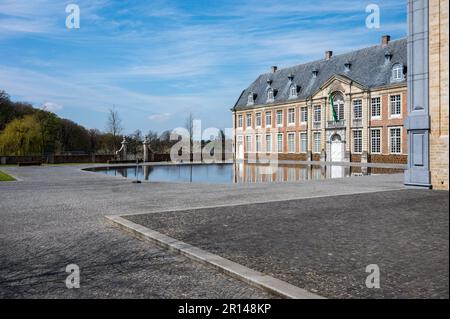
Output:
top-left (391, 63), bottom-right (404, 81)
top-left (267, 89), bottom-right (274, 102)
top-left (385, 51), bottom-right (393, 63)
top-left (289, 85), bottom-right (298, 98)
top-left (344, 62), bottom-right (351, 72)
top-left (247, 92), bottom-right (254, 105)
top-left (312, 69), bottom-right (319, 77)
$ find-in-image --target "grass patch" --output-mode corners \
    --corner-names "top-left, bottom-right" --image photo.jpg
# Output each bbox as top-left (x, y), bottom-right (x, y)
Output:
top-left (0, 170), bottom-right (16, 181)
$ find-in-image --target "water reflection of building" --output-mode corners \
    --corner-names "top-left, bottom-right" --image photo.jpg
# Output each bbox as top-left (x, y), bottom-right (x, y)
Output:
top-left (233, 162), bottom-right (380, 183)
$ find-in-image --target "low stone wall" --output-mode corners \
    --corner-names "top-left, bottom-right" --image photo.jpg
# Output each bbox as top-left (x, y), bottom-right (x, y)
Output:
top-left (0, 154), bottom-right (115, 165)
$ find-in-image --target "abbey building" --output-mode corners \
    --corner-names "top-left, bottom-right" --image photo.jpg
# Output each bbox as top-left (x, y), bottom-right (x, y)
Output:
top-left (231, 35), bottom-right (407, 164)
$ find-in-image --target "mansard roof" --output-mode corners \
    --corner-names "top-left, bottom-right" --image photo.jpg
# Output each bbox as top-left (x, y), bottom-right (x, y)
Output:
top-left (233, 38), bottom-right (407, 111)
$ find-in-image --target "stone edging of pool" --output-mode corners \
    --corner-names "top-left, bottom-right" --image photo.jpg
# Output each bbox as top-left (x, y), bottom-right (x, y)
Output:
top-left (105, 214), bottom-right (325, 300)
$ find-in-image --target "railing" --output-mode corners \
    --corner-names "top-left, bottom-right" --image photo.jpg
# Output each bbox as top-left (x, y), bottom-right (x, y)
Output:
top-left (313, 122), bottom-right (321, 129)
top-left (327, 119), bottom-right (346, 128)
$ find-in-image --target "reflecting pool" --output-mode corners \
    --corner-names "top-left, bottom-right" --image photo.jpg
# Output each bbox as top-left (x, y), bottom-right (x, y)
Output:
top-left (85, 163), bottom-right (403, 184)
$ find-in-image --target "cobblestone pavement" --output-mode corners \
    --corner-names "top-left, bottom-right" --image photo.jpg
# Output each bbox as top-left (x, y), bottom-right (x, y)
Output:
top-left (126, 190), bottom-right (449, 299)
top-left (0, 164), bottom-right (405, 298)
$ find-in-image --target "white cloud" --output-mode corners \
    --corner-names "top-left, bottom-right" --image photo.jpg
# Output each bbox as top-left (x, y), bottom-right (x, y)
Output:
top-left (147, 112), bottom-right (172, 121)
top-left (41, 102), bottom-right (63, 112)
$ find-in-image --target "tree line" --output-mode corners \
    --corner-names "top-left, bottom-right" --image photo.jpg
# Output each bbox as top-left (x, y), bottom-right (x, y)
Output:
top-left (0, 90), bottom-right (177, 156)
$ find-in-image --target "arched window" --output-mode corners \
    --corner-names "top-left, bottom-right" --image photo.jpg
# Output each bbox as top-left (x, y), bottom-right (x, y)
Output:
top-left (332, 92), bottom-right (345, 121)
top-left (391, 64), bottom-right (404, 81)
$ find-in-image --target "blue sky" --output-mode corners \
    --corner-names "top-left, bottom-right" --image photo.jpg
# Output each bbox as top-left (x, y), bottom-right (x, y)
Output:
top-left (0, 0), bottom-right (406, 134)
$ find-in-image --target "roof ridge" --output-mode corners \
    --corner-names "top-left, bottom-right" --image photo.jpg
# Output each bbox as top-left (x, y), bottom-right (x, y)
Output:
top-left (262, 37), bottom-right (407, 75)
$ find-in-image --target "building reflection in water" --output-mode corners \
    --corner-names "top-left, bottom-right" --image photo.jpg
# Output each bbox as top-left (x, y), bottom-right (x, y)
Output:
top-left (232, 162), bottom-right (402, 184)
top-left (97, 163), bottom-right (403, 184)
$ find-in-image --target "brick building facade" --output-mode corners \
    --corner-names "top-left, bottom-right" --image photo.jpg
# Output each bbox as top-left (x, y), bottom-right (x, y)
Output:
top-left (232, 36), bottom-right (408, 164)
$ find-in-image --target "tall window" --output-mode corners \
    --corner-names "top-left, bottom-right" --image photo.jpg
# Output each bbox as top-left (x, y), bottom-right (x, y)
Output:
top-left (300, 107), bottom-right (308, 123)
top-left (371, 97), bottom-right (381, 118)
top-left (332, 93), bottom-right (345, 121)
top-left (277, 133), bottom-right (283, 153)
top-left (390, 95), bottom-right (401, 116)
top-left (391, 64), bottom-right (404, 81)
top-left (265, 134), bottom-right (272, 152)
top-left (371, 129), bottom-right (381, 153)
top-left (256, 112), bottom-right (262, 127)
top-left (390, 128), bottom-right (402, 154)
top-left (313, 105), bottom-right (321, 123)
top-left (300, 132), bottom-right (308, 153)
top-left (353, 130), bottom-right (362, 153)
top-left (246, 113), bottom-right (252, 128)
top-left (276, 110), bottom-right (283, 126)
top-left (265, 111), bottom-right (272, 127)
top-left (255, 135), bottom-right (261, 152)
top-left (288, 133), bottom-right (295, 153)
top-left (313, 132), bottom-right (321, 153)
top-left (245, 135), bottom-right (252, 152)
top-left (237, 114), bottom-right (243, 128)
top-left (288, 108), bottom-right (295, 125)
top-left (353, 100), bottom-right (362, 119)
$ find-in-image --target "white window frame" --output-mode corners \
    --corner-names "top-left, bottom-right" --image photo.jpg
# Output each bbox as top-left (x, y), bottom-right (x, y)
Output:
top-left (288, 108), bottom-right (295, 126)
top-left (255, 112), bottom-right (262, 128)
top-left (267, 89), bottom-right (274, 102)
top-left (276, 133), bottom-right (283, 153)
top-left (313, 132), bottom-right (321, 154)
top-left (265, 134), bottom-right (272, 153)
top-left (389, 94), bottom-right (402, 118)
top-left (246, 113), bottom-right (252, 128)
top-left (237, 114), bottom-right (243, 128)
top-left (370, 128), bottom-right (382, 154)
top-left (290, 85), bottom-right (297, 98)
top-left (276, 110), bottom-right (283, 127)
top-left (300, 132), bottom-right (308, 153)
top-left (313, 105), bottom-right (321, 123)
top-left (352, 129), bottom-right (362, 154)
top-left (391, 64), bottom-right (404, 82)
top-left (255, 134), bottom-right (262, 152)
top-left (353, 99), bottom-right (362, 119)
top-left (371, 96), bottom-right (381, 119)
top-left (287, 132), bottom-right (295, 153)
top-left (247, 93), bottom-right (254, 106)
top-left (265, 111), bottom-right (272, 128)
top-left (389, 127), bottom-right (402, 154)
top-left (245, 135), bottom-right (252, 153)
top-left (300, 107), bottom-right (308, 123)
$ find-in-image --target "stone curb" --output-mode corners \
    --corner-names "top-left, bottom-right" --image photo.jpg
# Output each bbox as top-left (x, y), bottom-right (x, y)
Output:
top-left (105, 215), bottom-right (325, 299)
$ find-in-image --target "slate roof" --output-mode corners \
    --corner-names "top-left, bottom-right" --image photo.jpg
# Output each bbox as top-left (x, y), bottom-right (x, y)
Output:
top-left (233, 38), bottom-right (407, 111)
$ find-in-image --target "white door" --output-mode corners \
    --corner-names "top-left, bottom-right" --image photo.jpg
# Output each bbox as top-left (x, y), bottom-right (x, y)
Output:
top-left (330, 136), bottom-right (343, 162)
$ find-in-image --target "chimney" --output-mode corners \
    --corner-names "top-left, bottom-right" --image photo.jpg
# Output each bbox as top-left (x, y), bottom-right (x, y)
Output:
top-left (271, 66), bottom-right (278, 73)
top-left (325, 51), bottom-right (333, 60)
top-left (381, 35), bottom-right (391, 47)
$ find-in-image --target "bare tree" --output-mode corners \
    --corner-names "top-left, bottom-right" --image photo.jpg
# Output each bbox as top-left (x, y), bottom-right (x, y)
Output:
top-left (106, 106), bottom-right (123, 153)
top-left (184, 112), bottom-right (194, 159)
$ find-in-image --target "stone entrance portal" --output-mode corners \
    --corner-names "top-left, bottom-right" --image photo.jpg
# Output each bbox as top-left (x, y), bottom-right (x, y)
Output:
top-left (330, 134), bottom-right (344, 162)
